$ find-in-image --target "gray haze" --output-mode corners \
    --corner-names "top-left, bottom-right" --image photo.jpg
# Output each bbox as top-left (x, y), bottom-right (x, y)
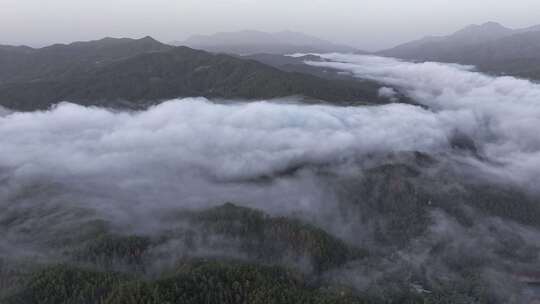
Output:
top-left (1, 0), bottom-right (540, 50)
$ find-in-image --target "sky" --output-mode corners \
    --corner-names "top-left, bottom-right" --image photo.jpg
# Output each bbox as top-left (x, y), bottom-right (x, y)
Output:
top-left (1, 0), bottom-right (540, 51)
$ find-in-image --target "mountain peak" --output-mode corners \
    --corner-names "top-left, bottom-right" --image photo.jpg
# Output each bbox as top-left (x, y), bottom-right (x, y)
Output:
top-left (447, 21), bottom-right (513, 44)
top-left (457, 21), bottom-right (510, 34)
top-left (136, 36), bottom-right (163, 44)
top-left (479, 21), bottom-right (505, 29)
top-left (179, 30), bottom-right (355, 55)
top-left (139, 35), bottom-right (156, 41)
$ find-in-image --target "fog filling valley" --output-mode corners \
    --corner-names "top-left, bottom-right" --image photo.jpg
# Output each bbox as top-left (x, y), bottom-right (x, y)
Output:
top-left (1, 54), bottom-right (540, 300)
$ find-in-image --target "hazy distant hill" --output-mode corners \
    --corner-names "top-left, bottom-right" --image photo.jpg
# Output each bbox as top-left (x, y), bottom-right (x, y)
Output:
top-left (240, 53), bottom-right (412, 103)
top-left (0, 37), bottom-right (173, 85)
top-left (0, 44), bottom-right (34, 53)
top-left (379, 22), bottom-right (540, 80)
top-left (174, 30), bottom-right (357, 55)
top-left (0, 38), bottom-right (392, 111)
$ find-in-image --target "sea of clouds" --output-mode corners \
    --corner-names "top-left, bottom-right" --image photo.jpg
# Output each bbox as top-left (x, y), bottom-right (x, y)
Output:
top-left (1, 54), bottom-right (538, 202)
top-left (0, 98), bottom-right (458, 237)
top-left (0, 54), bottom-right (539, 227)
top-left (1, 55), bottom-right (540, 301)
top-left (306, 54), bottom-right (540, 190)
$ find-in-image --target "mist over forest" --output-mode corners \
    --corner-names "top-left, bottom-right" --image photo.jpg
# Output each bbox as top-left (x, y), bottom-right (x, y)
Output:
top-left (1, 7), bottom-right (540, 304)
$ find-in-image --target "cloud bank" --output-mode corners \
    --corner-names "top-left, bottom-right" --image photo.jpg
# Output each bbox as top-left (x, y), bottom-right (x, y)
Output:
top-left (0, 98), bottom-right (460, 235)
top-left (307, 54), bottom-right (540, 190)
top-left (1, 55), bottom-right (540, 302)
top-left (0, 98), bottom-right (455, 181)
top-left (1, 53), bottom-right (539, 234)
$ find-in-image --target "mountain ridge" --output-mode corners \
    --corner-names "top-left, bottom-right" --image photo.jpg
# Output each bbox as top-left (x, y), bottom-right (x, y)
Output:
top-left (0, 38), bottom-right (395, 111)
top-left (378, 21), bottom-right (540, 80)
top-left (174, 30), bottom-right (357, 55)
top-left (0, 36), bottom-right (173, 85)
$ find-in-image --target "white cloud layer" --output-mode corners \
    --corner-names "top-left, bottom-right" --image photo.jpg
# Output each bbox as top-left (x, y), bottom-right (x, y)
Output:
top-left (0, 98), bottom-right (456, 233)
top-left (0, 98), bottom-right (454, 182)
top-left (1, 55), bottom-right (540, 299)
top-left (1, 54), bottom-right (539, 241)
top-left (306, 54), bottom-right (540, 189)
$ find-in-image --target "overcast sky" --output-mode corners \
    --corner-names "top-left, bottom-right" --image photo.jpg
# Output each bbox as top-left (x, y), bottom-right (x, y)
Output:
top-left (1, 0), bottom-right (540, 50)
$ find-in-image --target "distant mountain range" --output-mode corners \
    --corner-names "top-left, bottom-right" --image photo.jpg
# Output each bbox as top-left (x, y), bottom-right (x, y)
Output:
top-left (0, 37), bottom-right (393, 111)
top-left (379, 22), bottom-right (540, 80)
top-left (173, 30), bottom-right (357, 55)
top-left (0, 37), bottom-right (173, 85)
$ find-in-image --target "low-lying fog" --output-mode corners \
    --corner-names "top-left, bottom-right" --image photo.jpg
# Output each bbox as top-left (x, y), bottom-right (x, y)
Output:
top-left (1, 54), bottom-right (539, 216)
top-left (1, 54), bottom-right (539, 301)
